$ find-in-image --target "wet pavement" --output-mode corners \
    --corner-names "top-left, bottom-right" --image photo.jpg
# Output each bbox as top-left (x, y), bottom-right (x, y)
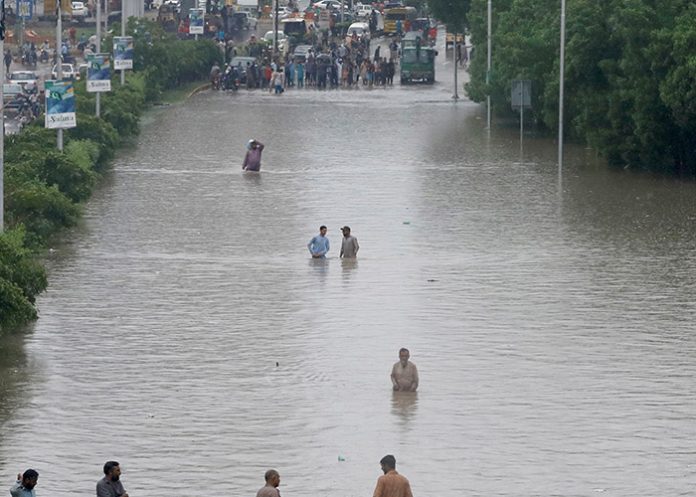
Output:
top-left (1, 28), bottom-right (696, 497)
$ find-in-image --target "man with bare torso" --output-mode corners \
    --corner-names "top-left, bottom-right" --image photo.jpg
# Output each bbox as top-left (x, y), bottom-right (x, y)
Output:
top-left (391, 348), bottom-right (418, 392)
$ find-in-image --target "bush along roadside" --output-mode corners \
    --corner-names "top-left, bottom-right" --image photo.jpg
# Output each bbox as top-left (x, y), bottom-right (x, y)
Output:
top-left (0, 20), bottom-right (222, 333)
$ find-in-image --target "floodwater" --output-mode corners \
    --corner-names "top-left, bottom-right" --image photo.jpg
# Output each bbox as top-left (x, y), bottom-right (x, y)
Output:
top-left (2, 33), bottom-right (696, 497)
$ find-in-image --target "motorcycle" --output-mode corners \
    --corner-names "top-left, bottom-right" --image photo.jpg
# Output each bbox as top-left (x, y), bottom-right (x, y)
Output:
top-left (222, 65), bottom-right (240, 91)
top-left (39, 49), bottom-right (49, 63)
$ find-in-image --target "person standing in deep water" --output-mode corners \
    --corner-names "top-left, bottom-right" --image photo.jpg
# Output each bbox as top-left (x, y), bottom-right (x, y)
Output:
top-left (10, 469), bottom-right (39, 497)
top-left (339, 226), bottom-right (359, 258)
top-left (243, 139), bottom-right (265, 172)
top-left (308, 225), bottom-right (330, 258)
top-left (96, 461), bottom-right (128, 497)
top-left (373, 455), bottom-right (413, 497)
top-left (391, 348), bottom-right (418, 392)
top-left (256, 469), bottom-right (281, 497)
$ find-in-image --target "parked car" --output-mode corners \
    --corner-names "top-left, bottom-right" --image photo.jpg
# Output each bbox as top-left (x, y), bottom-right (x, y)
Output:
top-left (71, 1), bottom-right (88, 20)
top-left (8, 70), bottom-right (39, 88)
top-left (312, 0), bottom-right (343, 10)
top-left (3, 83), bottom-right (25, 109)
top-left (231, 11), bottom-right (257, 30)
top-left (107, 10), bottom-right (122, 25)
top-left (354, 4), bottom-right (372, 19)
top-left (263, 30), bottom-right (287, 55)
top-left (291, 44), bottom-right (313, 63)
top-left (346, 21), bottom-right (369, 38)
top-left (51, 63), bottom-right (77, 81)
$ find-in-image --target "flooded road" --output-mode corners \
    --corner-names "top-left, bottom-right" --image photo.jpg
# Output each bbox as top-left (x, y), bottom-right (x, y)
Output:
top-left (2, 35), bottom-right (696, 497)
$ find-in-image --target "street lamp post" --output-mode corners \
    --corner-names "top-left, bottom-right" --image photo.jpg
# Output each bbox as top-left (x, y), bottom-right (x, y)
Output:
top-left (558, 0), bottom-right (566, 169)
top-left (96, 0), bottom-right (101, 117)
top-left (486, 0), bottom-right (492, 129)
top-left (57, 0), bottom-right (64, 150)
top-left (274, 0), bottom-right (279, 57)
top-left (453, 34), bottom-right (459, 100)
top-left (0, 0), bottom-right (5, 231)
top-left (121, 3), bottom-right (125, 85)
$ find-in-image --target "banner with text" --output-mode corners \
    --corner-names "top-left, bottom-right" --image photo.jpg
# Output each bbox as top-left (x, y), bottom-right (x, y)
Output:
top-left (87, 53), bottom-right (112, 92)
top-left (189, 8), bottom-right (204, 34)
top-left (113, 36), bottom-right (134, 70)
top-left (45, 80), bottom-right (76, 129)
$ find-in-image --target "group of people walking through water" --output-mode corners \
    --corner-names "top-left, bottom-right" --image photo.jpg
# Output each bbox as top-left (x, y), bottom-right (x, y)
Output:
top-left (9, 350), bottom-right (419, 497)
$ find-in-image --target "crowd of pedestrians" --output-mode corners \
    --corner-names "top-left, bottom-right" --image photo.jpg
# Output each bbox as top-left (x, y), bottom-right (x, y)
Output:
top-left (213, 33), bottom-right (403, 92)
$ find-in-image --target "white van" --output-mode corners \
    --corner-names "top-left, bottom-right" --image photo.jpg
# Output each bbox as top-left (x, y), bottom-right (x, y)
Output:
top-left (347, 21), bottom-right (370, 38)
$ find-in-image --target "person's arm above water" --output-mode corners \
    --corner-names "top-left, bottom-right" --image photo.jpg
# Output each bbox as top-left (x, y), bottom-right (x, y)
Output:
top-left (354, 238), bottom-right (359, 255)
top-left (410, 364), bottom-right (419, 391)
top-left (10, 476), bottom-right (22, 497)
top-left (390, 363), bottom-right (400, 391)
top-left (308, 237), bottom-right (316, 255)
top-left (243, 151), bottom-right (249, 170)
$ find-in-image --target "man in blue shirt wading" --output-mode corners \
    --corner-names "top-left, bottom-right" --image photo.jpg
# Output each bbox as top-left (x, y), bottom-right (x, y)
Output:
top-left (10, 469), bottom-right (39, 497)
top-left (308, 225), bottom-right (330, 258)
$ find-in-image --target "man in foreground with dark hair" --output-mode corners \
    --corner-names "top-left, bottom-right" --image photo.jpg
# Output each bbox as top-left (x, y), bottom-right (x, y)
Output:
top-left (96, 461), bottom-right (128, 497)
top-left (373, 455), bottom-right (413, 497)
top-left (10, 469), bottom-right (39, 497)
top-left (256, 469), bottom-right (281, 497)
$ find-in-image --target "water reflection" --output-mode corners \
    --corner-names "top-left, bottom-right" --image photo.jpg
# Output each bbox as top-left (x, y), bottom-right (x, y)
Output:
top-left (340, 258), bottom-right (358, 281)
top-left (308, 257), bottom-right (330, 280)
top-left (390, 391), bottom-right (419, 426)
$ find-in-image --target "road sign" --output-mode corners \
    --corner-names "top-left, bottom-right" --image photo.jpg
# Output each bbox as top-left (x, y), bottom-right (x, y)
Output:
top-left (17, 0), bottom-right (33, 19)
top-left (511, 79), bottom-right (532, 109)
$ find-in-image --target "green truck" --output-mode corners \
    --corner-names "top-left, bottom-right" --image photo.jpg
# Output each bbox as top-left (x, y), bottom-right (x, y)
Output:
top-left (400, 32), bottom-right (437, 84)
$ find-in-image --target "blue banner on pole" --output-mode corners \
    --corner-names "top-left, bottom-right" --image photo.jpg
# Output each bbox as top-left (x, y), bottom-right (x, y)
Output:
top-left (16, 0), bottom-right (33, 20)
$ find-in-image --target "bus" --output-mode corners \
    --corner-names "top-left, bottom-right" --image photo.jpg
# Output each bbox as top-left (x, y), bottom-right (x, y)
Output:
top-left (383, 6), bottom-right (416, 35)
top-left (400, 33), bottom-right (437, 84)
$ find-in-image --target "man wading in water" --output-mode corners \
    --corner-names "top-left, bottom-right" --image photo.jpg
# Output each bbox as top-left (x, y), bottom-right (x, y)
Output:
top-left (256, 469), bottom-right (281, 497)
top-left (243, 139), bottom-right (265, 172)
top-left (391, 348), bottom-right (419, 392)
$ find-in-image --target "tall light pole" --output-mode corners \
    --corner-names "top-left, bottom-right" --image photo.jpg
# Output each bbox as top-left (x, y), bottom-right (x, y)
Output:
top-left (57, 0), bottom-right (64, 150)
top-left (120, 3), bottom-right (125, 85)
top-left (0, 0), bottom-right (5, 231)
top-left (558, 0), bottom-right (566, 169)
top-left (453, 34), bottom-right (459, 100)
top-left (273, 0), bottom-right (279, 57)
top-left (96, 0), bottom-right (101, 117)
top-left (486, 0), bottom-right (492, 129)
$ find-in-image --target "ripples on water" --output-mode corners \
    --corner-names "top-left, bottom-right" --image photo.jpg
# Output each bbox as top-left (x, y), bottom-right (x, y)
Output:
top-left (1, 54), bottom-right (696, 497)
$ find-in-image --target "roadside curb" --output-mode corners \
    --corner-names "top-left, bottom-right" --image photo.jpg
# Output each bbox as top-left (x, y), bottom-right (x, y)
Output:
top-left (188, 83), bottom-right (211, 99)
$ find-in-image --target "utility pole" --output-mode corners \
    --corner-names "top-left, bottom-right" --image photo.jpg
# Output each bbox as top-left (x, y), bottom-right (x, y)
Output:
top-left (558, 0), bottom-right (566, 170)
top-left (453, 34), bottom-right (459, 100)
top-left (120, 3), bottom-right (125, 85)
top-left (96, 0), bottom-right (101, 117)
top-left (273, 0), bottom-right (278, 57)
top-left (0, 0), bottom-right (5, 231)
top-left (57, 0), bottom-right (64, 150)
top-left (486, 0), bottom-right (492, 129)
top-left (104, 0), bottom-right (108, 36)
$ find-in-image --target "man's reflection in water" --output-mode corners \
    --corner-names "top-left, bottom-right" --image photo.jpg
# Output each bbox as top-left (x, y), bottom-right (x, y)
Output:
top-left (341, 257), bottom-right (357, 281)
top-left (308, 256), bottom-right (329, 282)
top-left (391, 391), bottom-right (418, 424)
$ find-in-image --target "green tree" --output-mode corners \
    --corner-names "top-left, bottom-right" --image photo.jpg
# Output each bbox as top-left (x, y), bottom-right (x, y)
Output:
top-left (428, 0), bottom-right (472, 32)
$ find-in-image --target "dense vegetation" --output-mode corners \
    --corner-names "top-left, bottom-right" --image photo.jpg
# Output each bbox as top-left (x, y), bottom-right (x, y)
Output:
top-left (0, 20), bottom-right (221, 332)
top-left (434, 0), bottom-right (696, 176)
